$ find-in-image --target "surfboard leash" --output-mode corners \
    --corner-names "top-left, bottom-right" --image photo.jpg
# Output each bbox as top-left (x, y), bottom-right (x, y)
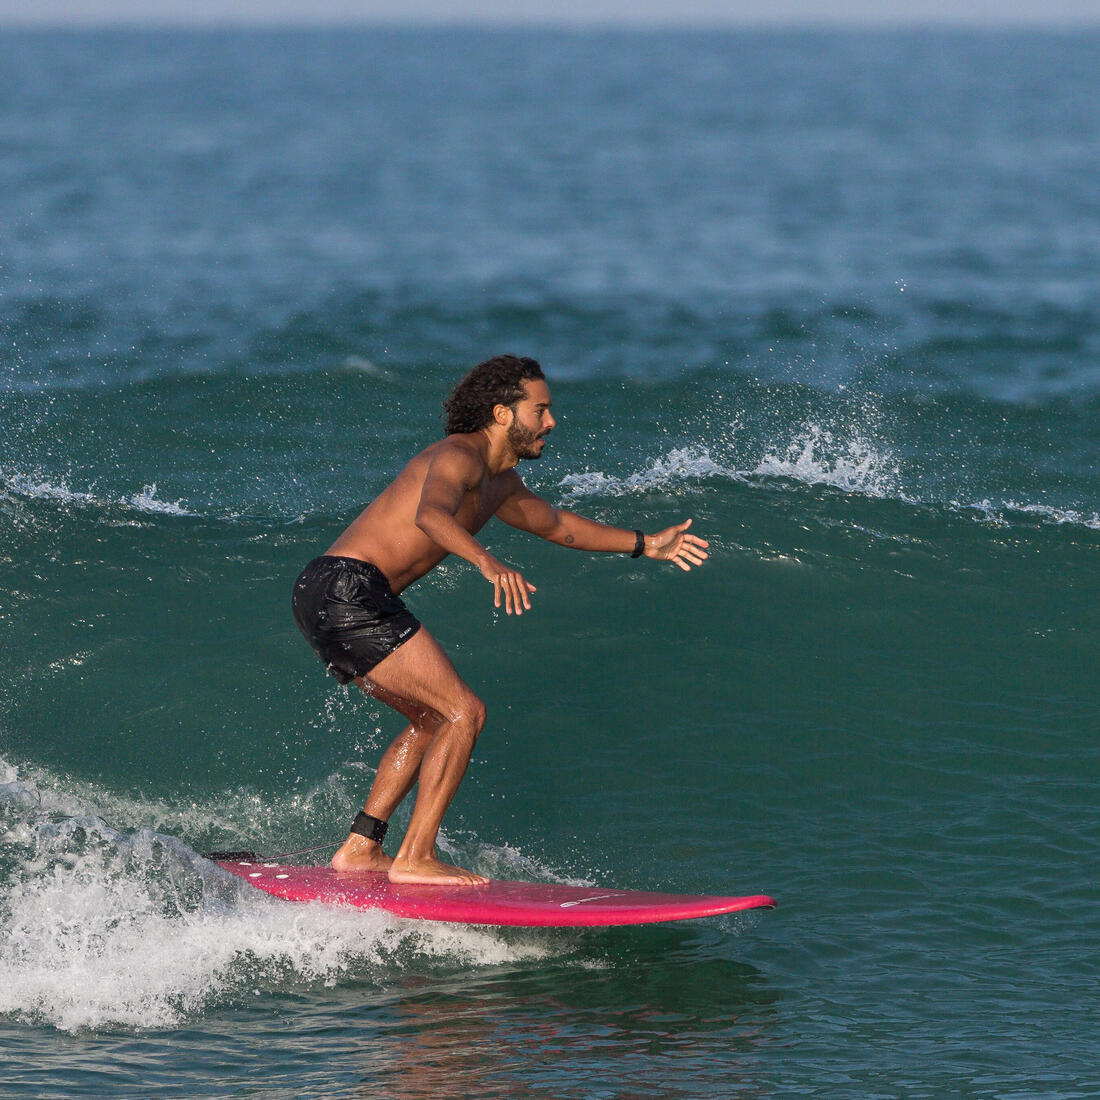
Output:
top-left (203, 813), bottom-right (386, 863)
top-left (202, 839), bottom-right (342, 863)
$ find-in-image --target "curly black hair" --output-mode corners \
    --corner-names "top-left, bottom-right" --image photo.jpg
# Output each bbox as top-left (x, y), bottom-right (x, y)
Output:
top-left (443, 355), bottom-right (545, 435)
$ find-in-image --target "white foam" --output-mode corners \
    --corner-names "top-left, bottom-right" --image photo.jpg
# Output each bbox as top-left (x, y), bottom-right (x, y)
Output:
top-left (559, 446), bottom-right (742, 502)
top-left (0, 830), bottom-right (548, 1033)
top-left (957, 499), bottom-right (1100, 531)
top-left (558, 428), bottom-right (904, 506)
top-left (0, 469), bottom-right (195, 519)
top-left (0, 757), bottom-right (262, 839)
top-left (753, 423), bottom-right (905, 499)
top-left (127, 483), bottom-right (194, 517)
top-left (554, 430), bottom-right (1100, 536)
top-left (0, 472), bottom-right (97, 507)
top-left (751, 433), bottom-right (1099, 533)
top-left (0, 760), bottom-right (562, 1033)
top-left (448, 836), bottom-right (593, 888)
top-left (1010, 503), bottom-right (1100, 530)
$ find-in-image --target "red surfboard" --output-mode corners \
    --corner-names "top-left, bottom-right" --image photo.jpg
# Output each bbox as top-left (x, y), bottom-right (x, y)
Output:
top-left (215, 859), bottom-right (776, 928)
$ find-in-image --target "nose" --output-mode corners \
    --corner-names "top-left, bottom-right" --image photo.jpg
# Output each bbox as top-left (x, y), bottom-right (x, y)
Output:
top-left (544, 410), bottom-right (556, 430)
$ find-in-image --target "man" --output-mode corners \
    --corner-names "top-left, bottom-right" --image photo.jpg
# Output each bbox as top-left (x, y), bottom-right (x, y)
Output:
top-left (292, 355), bottom-right (709, 886)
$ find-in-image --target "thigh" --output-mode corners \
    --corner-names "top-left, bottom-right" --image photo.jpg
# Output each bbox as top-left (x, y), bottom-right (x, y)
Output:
top-left (359, 678), bottom-right (444, 730)
top-left (360, 626), bottom-right (479, 722)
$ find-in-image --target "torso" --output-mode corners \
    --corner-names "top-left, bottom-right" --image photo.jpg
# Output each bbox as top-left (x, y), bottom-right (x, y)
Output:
top-left (325, 435), bottom-right (516, 593)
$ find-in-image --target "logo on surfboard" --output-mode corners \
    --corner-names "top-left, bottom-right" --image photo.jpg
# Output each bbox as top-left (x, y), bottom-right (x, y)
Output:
top-left (558, 894), bottom-right (620, 908)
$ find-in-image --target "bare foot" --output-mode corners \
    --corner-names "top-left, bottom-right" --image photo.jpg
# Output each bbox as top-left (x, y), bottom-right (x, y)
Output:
top-left (331, 836), bottom-right (393, 873)
top-left (388, 856), bottom-right (489, 886)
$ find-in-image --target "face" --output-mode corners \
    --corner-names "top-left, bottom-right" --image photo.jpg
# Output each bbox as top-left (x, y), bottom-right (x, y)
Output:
top-left (505, 379), bottom-right (555, 460)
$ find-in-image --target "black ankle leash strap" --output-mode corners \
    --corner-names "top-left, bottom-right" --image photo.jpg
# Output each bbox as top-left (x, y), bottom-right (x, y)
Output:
top-left (202, 814), bottom-right (388, 865)
top-left (350, 811), bottom-right (388, 843)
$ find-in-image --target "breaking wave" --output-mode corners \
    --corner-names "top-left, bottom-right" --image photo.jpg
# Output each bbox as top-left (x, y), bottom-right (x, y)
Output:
top-left (0, 758), bottom-right (567, 1033)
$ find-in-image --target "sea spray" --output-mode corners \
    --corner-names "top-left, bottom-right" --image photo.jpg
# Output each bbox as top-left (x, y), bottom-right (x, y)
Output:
top-left (0, 760), bottom-right (562, 1033)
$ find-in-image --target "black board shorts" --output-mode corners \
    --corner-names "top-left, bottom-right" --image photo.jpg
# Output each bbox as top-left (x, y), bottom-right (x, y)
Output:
top-left (292, 556), bottom-right (422, 684)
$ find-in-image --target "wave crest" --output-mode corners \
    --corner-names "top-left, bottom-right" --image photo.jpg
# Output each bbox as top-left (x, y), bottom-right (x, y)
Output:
top-left (555, 431), bottom-right (1098, 535)
top-left (754, 423), bottom-right (905, 498)
top-left (559, 425), bottom-right (902, 504)
top-left (0, 759), bottom-right (560, 1032)
top-left (559, 446), bottom-right (741, 502)
top-left (1, 471), bottom-right (195, 519)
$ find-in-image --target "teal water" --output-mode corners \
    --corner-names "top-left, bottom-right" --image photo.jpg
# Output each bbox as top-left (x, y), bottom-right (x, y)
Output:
top-left (2, 28), bottom-right (1098, 1098)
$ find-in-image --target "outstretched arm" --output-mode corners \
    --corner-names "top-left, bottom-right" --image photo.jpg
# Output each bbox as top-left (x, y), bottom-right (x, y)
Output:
top-left (496, 478), bottom-right (709, 570)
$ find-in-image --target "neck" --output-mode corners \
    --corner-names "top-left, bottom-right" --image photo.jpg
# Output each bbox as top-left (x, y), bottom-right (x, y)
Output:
top-left (478, 428), bottom-right (518, 476)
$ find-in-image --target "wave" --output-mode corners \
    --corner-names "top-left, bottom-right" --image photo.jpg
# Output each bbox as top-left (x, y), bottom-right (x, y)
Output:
top-left (559, 446), bottom-right (745, 501)
top-left (1, 471), bottom-right (195, 519)
top-left (0, 758), bottom-right (572, 1033)
top-left (4, 384), bottom-right (1096, 550)
top-left (8, 284), bottom-right (1100, 403)
top-left (560, 438), bottom-right (899, 505)
top-left (955, 499), bottom-right (1100, 532)
top-left (556, 437), bottom-right (1098, 535)
top-left (753, 423), bottom-right (907, 499)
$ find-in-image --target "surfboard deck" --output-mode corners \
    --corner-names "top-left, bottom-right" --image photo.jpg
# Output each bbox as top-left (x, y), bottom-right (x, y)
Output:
top-left (215, 859), bottom-right (776, 927)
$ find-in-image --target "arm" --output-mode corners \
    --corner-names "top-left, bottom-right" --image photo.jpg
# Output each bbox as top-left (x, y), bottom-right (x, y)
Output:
top-left (496, 478), bottom-right (710, 571)
top-left (415, 448), bottom-right (537, 615)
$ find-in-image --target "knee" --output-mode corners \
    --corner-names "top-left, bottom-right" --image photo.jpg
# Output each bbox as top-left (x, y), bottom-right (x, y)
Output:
top-left (472, 696), bottom-right (487, 733)
top-left (452, 692), bottom-right (486, 738)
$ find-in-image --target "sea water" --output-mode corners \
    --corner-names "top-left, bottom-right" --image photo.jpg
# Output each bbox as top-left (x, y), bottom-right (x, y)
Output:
top-left (1, 27), bottom-right (1098, 1098)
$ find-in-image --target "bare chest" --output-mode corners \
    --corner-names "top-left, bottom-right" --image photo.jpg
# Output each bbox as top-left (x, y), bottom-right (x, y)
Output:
top-left (453, 477), bottom-right (509, 534)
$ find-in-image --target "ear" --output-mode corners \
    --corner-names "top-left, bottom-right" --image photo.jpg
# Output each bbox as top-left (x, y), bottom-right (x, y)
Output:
top-left (492, 403), bottom-right (513, 428)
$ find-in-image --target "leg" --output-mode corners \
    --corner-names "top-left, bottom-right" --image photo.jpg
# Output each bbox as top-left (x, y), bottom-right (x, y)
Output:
top-left (347, 627), bottom-right (488, 886)
top-left (330, 685), bottom-right (444, 874)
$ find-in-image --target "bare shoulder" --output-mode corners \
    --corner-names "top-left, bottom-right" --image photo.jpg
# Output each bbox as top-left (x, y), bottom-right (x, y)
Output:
top-left (418, 434), bottom-right (487, 487)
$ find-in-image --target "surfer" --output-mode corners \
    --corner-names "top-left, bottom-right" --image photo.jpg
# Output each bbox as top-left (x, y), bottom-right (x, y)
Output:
top-left (292, 355), bottom-right (710, 886)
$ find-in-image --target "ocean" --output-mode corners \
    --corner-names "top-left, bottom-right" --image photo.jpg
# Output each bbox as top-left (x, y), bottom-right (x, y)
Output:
top-left (1, 25), bottom-right (1097, 1098)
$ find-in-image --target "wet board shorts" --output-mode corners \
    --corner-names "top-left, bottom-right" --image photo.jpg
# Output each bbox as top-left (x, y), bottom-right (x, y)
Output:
top-left (291, 556), bottom-right (422, 685)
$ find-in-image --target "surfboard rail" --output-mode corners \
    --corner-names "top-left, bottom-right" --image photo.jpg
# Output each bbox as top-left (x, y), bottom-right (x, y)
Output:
top-left (215, 859), bottom-right (776, 928)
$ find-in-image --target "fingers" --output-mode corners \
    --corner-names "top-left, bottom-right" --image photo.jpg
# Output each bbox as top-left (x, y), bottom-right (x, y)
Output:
top-left (670, 546), bottom-right (708, 571)
top-left (492, 569), bottom-right (536, 614)
top-left (654, 519), bottom-right (707, 550)
top-left (677, 544), bottom-right (709, 568)
top-left (507, 572), bottom-right (532, 615)
top-left (661, 521), bottom-right (710, 571)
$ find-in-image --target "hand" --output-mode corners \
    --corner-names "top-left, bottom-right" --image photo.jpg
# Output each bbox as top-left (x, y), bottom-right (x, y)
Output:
top-left (644, 519), bottom-right (710, 572)
top-left (479, 555), bottom-right (537, 615)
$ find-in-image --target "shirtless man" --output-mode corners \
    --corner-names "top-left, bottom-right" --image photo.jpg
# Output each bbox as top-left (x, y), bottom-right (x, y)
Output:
top-left (292, 355), bottom-right (709, 886)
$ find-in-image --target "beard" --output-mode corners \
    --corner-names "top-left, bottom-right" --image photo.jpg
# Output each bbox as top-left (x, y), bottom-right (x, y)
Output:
top-left (507, 420), bottom-right (547, 460)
